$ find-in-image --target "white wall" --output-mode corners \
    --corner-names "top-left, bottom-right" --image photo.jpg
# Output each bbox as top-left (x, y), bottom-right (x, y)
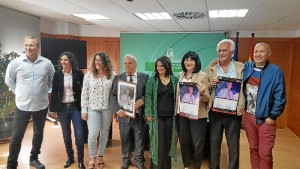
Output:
top-left (79, 25), bottom-right (120, 37)
top-left (0, 6), bottom-right (40, 54)
top-left (0, 6), bottom-right (119, 54)
top-left (40, 19), bottom-right (120, 37)
top-left (40, 20), bottom-right (81, 36)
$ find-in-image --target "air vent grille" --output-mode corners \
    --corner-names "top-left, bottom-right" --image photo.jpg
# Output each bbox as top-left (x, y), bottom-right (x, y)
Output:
top-left (173, 12), bottom-right (207, 19)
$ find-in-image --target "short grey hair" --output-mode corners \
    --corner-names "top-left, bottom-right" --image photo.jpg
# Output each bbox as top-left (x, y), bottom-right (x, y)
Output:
top-left (216, 39), bottom-right (235, 52)
top-left (24, 35), bottom-right (40, 47)
top-left (124, 54), bottom-right (137, 65)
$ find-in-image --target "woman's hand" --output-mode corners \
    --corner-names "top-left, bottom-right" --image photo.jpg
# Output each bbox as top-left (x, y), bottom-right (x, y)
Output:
top-left (197, 82), bottom-right (206, 95)
top-left (81, 113), bottom-right (88, 121)
top-left (146, 116), bottom-right (153, 122)
top-left (49, 112), bottom-right (57, 118)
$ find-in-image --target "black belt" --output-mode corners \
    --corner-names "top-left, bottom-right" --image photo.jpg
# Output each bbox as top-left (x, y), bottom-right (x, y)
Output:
top-left (62, 102), bottom-right (76, 107)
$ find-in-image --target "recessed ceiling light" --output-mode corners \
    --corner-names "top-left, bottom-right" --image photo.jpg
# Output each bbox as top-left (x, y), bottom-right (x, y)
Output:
top-left (152, 13), bottom-right (164, 20)
top-left (209, 9), bottom-right (249, 18)
top-left (71, 14), bottom-right (109, 20)
top-left (237, 9), bottom-right (249, 17)
top-left (227, 10), bottom-right (238, 17)
top-left (144, 13), bottom-right (156, 20)
top-left (135, 13), bottom-right (149, 20)
top-left (134, 12), bottom-right (172, 20)
top-left (161, 12), bottom-right (172, 19)
top-left (219, 10), bottom-right (229, 17)
top-left (209, 10), bottom-right (218, 18)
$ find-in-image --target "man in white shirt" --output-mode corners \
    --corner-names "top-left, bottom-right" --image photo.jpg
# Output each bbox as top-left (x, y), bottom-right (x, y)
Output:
top-left (5, 35), bottom-right (55, 169)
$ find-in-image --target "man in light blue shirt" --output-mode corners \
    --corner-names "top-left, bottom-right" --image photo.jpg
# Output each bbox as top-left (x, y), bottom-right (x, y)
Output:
top-left (5, 35), bottom-right (55, 169)
top-left (205, 39), bottom-right (245, 169)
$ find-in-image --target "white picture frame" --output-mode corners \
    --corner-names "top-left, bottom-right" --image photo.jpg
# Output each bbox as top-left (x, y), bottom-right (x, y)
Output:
top-left (117, 80), bottom-right (137, 118)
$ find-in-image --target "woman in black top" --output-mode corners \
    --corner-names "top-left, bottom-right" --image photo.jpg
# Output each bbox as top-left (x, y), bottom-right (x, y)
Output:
top-left (145, 56), bottom-right (179, 169)
top-left (49, 51), bottom-right (85, 169)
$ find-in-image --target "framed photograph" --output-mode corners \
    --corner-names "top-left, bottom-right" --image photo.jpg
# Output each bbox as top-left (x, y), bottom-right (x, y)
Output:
top-left (178, 82), bottom-right (200, 119)
top-left (117, 80), bottom-right (137, 118)
top-left (212, 77), bottom-right (242, 115)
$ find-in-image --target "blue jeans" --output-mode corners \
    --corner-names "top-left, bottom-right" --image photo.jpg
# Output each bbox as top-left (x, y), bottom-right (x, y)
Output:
top-left (58, 106), bottom-right (84, 162)
top-left (209, 111), bottom-right (242, 169)
top-left (7, 107), bottom-right (48, 168)
top-left (86, 108), bottom-right (113, 158)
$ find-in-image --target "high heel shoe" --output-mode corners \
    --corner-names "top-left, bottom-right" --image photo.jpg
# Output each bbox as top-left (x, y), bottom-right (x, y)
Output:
top-left (97, 156), bottom-right (105, 168)
top-left (88, 158), bottom-right (95, 169)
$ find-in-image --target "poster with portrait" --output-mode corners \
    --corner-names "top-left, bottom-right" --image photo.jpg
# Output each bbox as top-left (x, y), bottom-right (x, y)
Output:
top-left (117, 80), bottom-right (137, 118)
top-left (178, 82), bottom-right (200, 119)
top-left (212, 77), bottom-right (242, 115)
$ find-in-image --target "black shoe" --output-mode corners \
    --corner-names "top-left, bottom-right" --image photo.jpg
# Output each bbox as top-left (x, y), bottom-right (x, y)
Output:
top-left (120, 166), bottom-right (128, 169)
top-left (121, 163), bottom-right (130, 169)
top-left (64, 159), bottom-right (74, 168)
top-left (78, 162), bottom-right (86, 169)
top-left (139, 167), bottom-right (147, 169)
top-left (29, 159), bottom-right (45, 169)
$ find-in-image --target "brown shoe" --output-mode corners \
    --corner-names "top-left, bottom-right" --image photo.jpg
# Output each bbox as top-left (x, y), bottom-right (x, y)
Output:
top-left (88, 158), bottom-right (95, 169)
top-left (97, 156), bottom-right (105, 168)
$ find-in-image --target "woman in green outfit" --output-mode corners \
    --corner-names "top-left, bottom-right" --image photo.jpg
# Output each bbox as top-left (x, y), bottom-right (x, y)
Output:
top-left (145, 56), bottom-right (178, 169)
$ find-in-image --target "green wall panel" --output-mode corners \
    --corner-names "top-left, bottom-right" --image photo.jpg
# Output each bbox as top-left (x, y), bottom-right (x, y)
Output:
top-left (120, 33), bottom-right (224, 75)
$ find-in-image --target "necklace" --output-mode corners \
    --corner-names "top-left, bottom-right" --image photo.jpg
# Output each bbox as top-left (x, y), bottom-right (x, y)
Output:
top-left (160, 76), bottom-right (169, 85)
top-left (185, 73), bottom-right (193, 80)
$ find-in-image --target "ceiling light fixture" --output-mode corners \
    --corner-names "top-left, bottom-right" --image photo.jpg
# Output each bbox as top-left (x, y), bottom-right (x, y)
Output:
top-left (209, 9), bottom-right (249, 18)
top-left (71, 14), bottom-right (109, 20)
top-left (134, 12), bottom-right (172, 20)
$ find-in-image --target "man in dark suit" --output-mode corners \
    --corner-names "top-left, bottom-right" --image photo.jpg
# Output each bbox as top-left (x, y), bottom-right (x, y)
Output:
top-left (110, 54), bottom-right (149, 169)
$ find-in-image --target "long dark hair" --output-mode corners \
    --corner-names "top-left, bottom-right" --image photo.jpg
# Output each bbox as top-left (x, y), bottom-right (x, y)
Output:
top-left (90, 52), bottom-right (113, 79)
top-left (57, 51), bottom-right (79, 70)
top-left (181, 51), bottom-right (201, 73)
top-left (154, 56), bottom-right (173, 78)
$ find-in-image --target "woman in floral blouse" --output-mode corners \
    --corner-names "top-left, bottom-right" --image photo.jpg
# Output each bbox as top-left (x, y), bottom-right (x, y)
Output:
top-left (81, 52), bottom-right (116, 168)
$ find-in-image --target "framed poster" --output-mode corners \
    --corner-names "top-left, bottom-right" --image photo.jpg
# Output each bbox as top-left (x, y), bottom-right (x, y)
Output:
top-left (178, 82), bottom-right (200, 119)
top-left (117, 80), bottom-right (137, 118)
top-left (212, 77), bottom-right (242, 115)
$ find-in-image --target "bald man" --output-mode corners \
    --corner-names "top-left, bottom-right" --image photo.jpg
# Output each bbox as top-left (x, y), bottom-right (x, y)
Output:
top-left (242, 42), bottom-right (286, 169)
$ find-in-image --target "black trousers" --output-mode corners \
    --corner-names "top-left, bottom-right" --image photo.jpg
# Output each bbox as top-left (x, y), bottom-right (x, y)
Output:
top-left (209, 111), bottom-right (242, 169)
top-left (177, 116), bottom-right (207, 169)
top-left (151, 116), bottom-right (173, 169)
top-left (7, 107), bottom-right (48, 168)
